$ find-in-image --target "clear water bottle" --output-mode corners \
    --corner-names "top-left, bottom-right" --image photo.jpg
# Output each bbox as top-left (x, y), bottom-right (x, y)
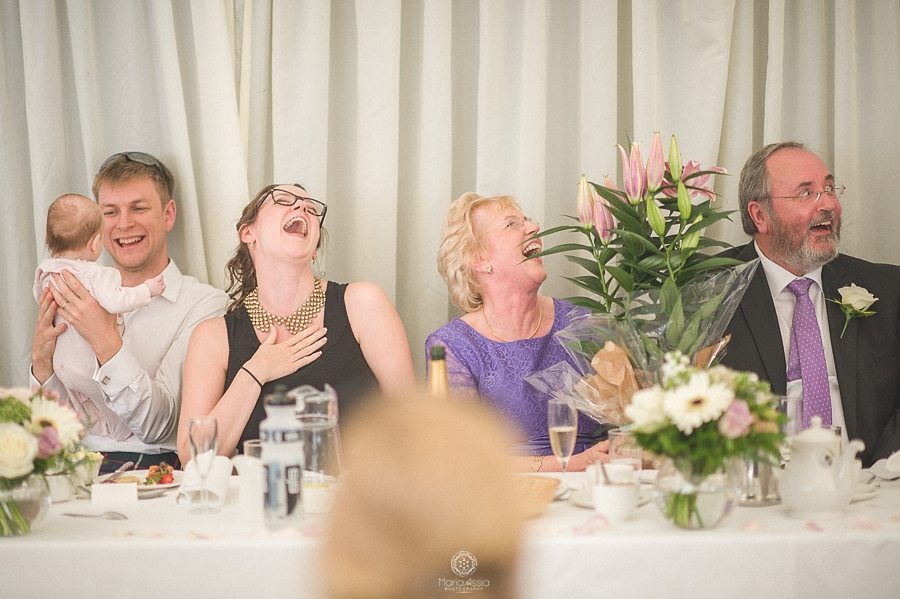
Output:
top-left (260, 384), bottom-right (304, 529)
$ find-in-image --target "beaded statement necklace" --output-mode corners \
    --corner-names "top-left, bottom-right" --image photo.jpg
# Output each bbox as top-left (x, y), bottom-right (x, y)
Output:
top-left (483, 305), bottom-right (543, 342)
top-left (244, 279), bottom-right (325, 335)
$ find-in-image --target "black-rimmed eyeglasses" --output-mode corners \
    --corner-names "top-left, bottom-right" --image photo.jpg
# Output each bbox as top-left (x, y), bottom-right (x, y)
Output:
top-left (266, 187), bottom-right (328, 226)
top-left (765, 185), bottom-right (846, 204)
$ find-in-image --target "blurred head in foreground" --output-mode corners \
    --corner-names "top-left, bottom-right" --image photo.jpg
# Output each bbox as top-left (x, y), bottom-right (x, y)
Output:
top-left (323, 394), bottom-right (525, 599)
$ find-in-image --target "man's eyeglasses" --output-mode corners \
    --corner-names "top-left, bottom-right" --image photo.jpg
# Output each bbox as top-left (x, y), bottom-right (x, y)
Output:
top-left (266, 187), bottom-right (328, 225)
top-left (766, 185), bottom-right (846, 204)
top-left (99, 151), bottom-right (166, 172)
top-left (479, 215), bottom-right (538, 239)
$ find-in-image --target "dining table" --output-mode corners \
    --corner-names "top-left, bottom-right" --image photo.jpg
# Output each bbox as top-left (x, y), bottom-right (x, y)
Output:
top-left (2, 470), bottom-right (899, 598)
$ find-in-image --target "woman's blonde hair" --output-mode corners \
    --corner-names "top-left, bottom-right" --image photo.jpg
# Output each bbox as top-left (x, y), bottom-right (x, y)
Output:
top-left (437, 192), bottom-right (519, 312)
top-left (323, 392), bottom-right (524, 599)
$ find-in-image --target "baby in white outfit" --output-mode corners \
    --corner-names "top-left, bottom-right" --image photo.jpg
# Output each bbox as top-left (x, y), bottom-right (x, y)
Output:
top-left (33, 194), bottom-right (165, 439)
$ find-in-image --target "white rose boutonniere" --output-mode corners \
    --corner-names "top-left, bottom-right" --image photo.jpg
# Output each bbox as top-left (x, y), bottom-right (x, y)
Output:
top-left (830, 283), bottom-right (878, 338)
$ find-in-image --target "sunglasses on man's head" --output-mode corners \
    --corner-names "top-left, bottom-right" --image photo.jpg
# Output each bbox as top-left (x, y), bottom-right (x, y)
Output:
top-left (99, 151), bottom-right (166, 172)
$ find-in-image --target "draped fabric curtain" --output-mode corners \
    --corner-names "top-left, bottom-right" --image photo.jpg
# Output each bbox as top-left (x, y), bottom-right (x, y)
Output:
top-left (2, 0), bottom-right (898, 386)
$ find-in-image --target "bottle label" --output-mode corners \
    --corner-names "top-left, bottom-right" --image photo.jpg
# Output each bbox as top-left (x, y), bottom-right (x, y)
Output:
top-left (263, 463), bottom-right (302, 518)
top-left (261, 429), bottom-right (303, 443)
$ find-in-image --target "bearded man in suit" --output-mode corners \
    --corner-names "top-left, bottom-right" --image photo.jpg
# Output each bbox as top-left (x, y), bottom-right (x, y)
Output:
top-left (721, 141), bottom-right (900, 467)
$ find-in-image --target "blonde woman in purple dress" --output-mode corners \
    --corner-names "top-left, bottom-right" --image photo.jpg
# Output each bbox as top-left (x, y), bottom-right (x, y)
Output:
top-left (426, 192), bottom-right (609, 472)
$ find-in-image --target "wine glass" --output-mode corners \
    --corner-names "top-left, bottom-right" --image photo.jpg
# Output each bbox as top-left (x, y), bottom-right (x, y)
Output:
top-left (188, 416), bottom-right (219, 515)
top-left (547, 398), bottom-right (577, 493)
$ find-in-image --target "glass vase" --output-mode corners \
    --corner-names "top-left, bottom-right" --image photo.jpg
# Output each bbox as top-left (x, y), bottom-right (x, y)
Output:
top-left (654, 459), bottom-right (735, 530)
top-left (0, 473), bottom-right (51, 536)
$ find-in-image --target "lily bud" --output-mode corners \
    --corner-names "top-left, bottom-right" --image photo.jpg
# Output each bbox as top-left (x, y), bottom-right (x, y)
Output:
top-left (682, 228), bottom-right (700, 249)
top-left (676, 181), bottom-right (692, 221)
top-left (668, 135), bottom-right (682, 183)
top-left (577, 174), bottom-right (594, 228)
top-left (646, 132), bottom-right (665, 193)
top-left (603, 175), bottom-right (618, 190)
top-left (618, 144), bottom-right (647, 205)
top-left (592, 191), bottom-right (616, 243)
top-left (646, 197), bottom-right (665, 237)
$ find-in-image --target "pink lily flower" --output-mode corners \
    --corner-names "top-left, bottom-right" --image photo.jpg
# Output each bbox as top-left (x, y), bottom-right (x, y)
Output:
top-left (663, 160), bottom-right (727, 202)
top-left (646, 132), bottom-right (665, 193)
top-left (618, 143), bottom-right (647, 205)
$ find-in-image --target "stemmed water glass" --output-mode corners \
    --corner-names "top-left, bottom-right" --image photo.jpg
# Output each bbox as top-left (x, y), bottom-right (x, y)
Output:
top-left (548, 398), bottom-right (577, 494)
top-left (188, 416), bottom-right (219, 515)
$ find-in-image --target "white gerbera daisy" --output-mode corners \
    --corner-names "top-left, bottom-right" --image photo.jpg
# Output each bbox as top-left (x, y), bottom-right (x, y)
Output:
top-left (625, 387), bottom-right (669, 433)
top-left (663, 372), bottom-right (734, 434)
top-left (28, 396), bottom-right (83, 447)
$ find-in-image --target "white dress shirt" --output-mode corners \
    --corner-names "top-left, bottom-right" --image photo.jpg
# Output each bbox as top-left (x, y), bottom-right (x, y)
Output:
top-left (755, 242), bottom-right (847, 442)
top-left (32, 260), bottom-right (227, 453)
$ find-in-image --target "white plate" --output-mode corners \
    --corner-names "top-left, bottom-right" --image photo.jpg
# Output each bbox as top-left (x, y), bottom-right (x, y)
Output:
top-left (95, 469), bottom-right (184, 491)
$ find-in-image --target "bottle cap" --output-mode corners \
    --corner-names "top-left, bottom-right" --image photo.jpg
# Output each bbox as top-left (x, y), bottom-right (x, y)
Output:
top-left (264, 384), bottom-right (293, 407)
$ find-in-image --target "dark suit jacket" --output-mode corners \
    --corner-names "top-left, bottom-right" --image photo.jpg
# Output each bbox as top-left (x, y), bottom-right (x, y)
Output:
top-left (720, 243), bottom-right (900, 466)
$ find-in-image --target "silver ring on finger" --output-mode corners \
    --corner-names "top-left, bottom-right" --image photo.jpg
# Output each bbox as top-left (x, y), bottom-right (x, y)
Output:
top-left (61, 301), bottom-right (69, 310)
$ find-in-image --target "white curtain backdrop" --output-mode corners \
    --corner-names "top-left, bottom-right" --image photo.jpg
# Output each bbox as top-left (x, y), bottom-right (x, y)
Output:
top-left (2, 0), bottom-right (899, 387)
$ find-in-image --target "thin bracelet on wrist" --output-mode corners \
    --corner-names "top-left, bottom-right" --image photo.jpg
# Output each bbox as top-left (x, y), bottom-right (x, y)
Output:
top-left (240, 365), bottom-right (262, 388)
top-left (531, 455), bottom-right (544, 473)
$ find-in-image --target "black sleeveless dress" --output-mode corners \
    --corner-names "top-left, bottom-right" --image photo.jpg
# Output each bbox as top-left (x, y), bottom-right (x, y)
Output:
top-left (225, 282), bottom-right (378, 449)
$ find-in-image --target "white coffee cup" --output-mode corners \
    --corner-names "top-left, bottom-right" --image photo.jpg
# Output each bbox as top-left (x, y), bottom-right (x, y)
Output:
top-left (587, 462), bottom-right (636, 486)
top-left (592, 481), bottom-right (638, 523)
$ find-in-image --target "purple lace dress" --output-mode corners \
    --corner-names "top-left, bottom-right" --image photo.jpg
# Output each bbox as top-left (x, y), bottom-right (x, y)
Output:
top-left (425, 299), bottom-right (603, 456)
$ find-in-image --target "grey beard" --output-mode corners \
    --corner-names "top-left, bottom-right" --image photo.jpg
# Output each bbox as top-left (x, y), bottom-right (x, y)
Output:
top-left (766, 208), bottom-right (841, 274)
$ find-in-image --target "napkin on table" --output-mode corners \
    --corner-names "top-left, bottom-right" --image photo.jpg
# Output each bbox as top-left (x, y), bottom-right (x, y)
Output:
top-left (868, 450), bottom-right (900, 481)
top-left (177, 455), bottom-right (233, 508)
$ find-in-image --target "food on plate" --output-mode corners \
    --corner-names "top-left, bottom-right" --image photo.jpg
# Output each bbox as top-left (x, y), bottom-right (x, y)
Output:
top-left (114, 475), bottom-right (142, 485)
top-left (143, 462), bottom-right (176, 485)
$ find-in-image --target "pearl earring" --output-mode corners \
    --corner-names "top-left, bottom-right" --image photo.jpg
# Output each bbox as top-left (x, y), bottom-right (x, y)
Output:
top-left (486, 265), bottom-right (493, 274)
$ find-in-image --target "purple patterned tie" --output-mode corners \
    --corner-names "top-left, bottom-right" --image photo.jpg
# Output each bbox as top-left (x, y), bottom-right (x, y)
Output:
top-left (786, 278), bottom-right (832, 427)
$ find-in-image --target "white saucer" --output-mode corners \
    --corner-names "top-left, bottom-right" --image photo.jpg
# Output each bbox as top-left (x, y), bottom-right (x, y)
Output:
top-left (571, 486), bottom-right (651, 509)
top-left (852, 481), bottom-right (878, 503)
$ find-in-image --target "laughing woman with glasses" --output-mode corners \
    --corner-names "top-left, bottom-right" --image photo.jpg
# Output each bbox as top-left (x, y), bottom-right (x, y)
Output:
top-left (176, 183), bottom-right (415, 461)
top-left (425, 192), bottom-right (609, 472)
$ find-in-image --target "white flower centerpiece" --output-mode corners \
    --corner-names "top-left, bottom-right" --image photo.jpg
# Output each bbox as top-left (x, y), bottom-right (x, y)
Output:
top-left (625, 353), bottom-right (784, 529)
top-left (0, 387), bottom-right (85, 536)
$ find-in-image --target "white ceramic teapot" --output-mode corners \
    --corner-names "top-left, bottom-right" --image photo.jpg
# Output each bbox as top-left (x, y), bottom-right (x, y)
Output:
top-left (779, 417), bottom-right (864, 519)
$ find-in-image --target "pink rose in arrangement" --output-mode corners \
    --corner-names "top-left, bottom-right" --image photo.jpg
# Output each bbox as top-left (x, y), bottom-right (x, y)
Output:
top-left (718, 400), bottom-right (754, 439)
top-left (37, 426), bottom-right (61, 459)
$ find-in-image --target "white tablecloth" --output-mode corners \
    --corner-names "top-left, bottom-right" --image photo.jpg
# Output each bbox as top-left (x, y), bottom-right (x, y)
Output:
top-left (2, 474), bottom-right (899, 598)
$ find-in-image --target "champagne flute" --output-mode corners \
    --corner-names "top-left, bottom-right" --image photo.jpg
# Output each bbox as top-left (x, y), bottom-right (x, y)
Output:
top-left (548, 399), bottom-right (577, 494)
top-left (188, 416), bottom-right (219, 515)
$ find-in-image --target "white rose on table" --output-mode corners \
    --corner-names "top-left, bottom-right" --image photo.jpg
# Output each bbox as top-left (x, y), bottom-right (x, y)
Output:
top-left (0, 422), bottom-right (39, 479)
top-left (838, 284), bottom-right (877, 311)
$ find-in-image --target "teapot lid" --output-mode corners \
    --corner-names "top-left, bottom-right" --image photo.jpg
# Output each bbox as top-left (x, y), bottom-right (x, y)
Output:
top-left (791, 416), bottom-right (837, 445)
